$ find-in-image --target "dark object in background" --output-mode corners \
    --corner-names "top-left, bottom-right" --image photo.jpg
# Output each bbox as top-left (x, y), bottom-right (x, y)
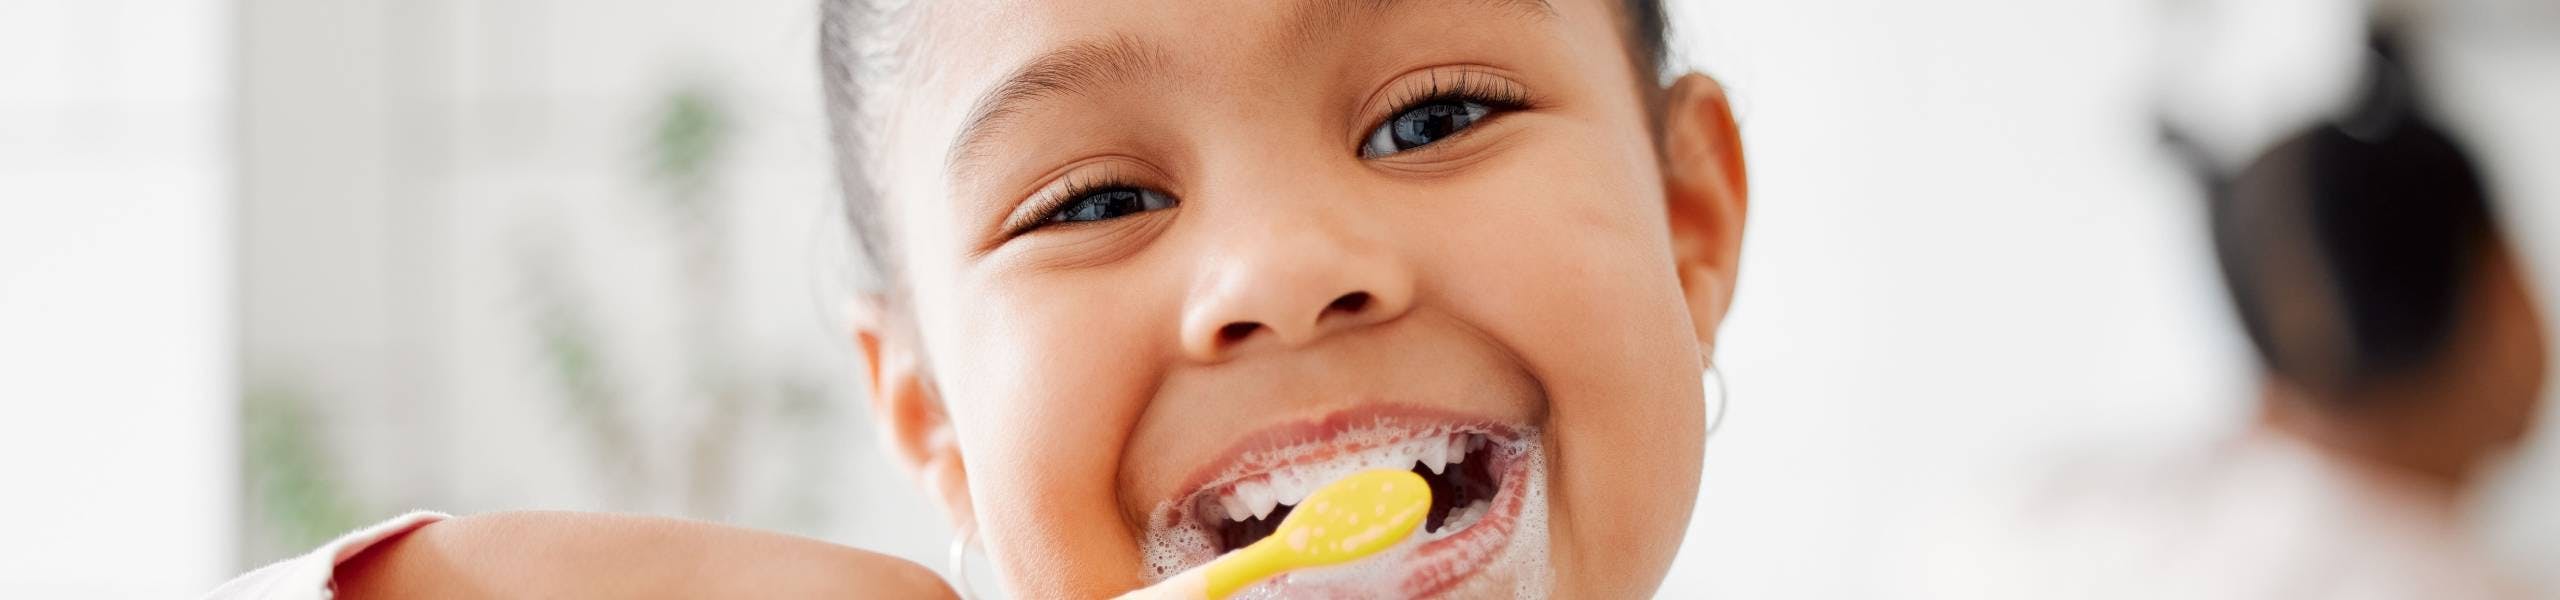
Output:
top-left (2167, 25), bottom-right (2504, 404)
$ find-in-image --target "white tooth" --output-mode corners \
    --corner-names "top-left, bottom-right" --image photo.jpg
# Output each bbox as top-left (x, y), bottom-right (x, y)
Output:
top-left (1448, 436), bottom-right (1470, 465)
top-left (1456, 500), bottom-right (1489, 528)
top-left (1275, 472), bottom-right (1310, 507)
top-left (1443, 500), bottom-right (1478, 530)
top-left (1240, 478), bottom-right (1276, 520)
top-left (1468, 434), bottom-right (1486, 452)
top-left (1420, 438), bottom-right (1449, 474)
top-left (1373, 446), bottom-right (1403, 471)
top-left (1221, 493), bottom-right (1251, 522)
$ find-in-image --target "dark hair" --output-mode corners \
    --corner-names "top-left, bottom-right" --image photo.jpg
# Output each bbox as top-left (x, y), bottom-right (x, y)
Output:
top-left (820, 0), bottom-right (1674, 283)
top-left (2191, 27), bottom-right (2502, 401)
top-left (1619, 0), bottom-right (1673, 95)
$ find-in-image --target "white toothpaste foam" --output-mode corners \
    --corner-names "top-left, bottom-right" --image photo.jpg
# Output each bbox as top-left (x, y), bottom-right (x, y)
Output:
top-left (1141, 430), bottom-right (1551, 598)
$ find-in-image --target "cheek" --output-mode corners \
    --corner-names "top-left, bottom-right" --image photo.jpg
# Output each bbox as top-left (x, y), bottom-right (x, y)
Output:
top-left (1412, 127), bottom-right (1708, 584)
top-left (883, 164), bottom-right (1165, 591)
top-left (920, 270), bottom-right (1174, 594)
top-left (1427, 122), bottom-right (1697, 392)
top-left (2495, 295), bottom-right (2549, 425)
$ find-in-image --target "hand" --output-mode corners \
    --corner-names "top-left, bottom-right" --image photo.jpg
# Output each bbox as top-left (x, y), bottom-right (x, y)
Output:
top-left (1111, 564), bottom-right (1209, 600)
top-left (335, 511), bottom-right (958, 599)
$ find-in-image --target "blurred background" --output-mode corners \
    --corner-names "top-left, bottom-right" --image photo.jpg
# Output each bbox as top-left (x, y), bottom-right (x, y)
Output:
top-left (1, 0), bottom-right (2554, 597)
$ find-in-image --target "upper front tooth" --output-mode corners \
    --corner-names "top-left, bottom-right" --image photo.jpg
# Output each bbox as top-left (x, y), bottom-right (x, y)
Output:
top-left (1369, 446), bottom-right (1402, 473)
top-left (1221, 493), bottom-right (1251, 522)
top-left (1238, 478), bottom-right (1277, 520)
top-left (1420, 438), bottom-right (1450, 474)
top-left (1448, 435), bottom-right (1470, 464)
top-left (1273, 471), bottom-right (1310, 507)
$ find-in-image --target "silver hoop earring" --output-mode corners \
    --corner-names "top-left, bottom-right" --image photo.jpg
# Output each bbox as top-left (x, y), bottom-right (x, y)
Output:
top-left (1703, 361), bottom-right (1730, 437)
top-left (947, 522), bottom-right (981, 600)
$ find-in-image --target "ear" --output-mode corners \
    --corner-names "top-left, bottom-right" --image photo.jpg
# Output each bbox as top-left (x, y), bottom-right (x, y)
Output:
top-left (850, 294), bottom-right (973, 531)
top-left (1659, 73), bottom-right (1750, 352)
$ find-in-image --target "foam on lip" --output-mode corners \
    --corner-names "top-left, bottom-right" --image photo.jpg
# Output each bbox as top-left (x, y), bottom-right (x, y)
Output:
top-left (1140, 428), bottom-right (1550, 597)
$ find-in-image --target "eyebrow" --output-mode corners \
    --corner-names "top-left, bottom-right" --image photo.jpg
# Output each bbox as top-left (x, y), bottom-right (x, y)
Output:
top-left (946, 34), bottom-right (1169, 179)
top-left (943, 0), bottom-right (1556, 179)
top-left (1282, 0), bottom-right (1555, 48)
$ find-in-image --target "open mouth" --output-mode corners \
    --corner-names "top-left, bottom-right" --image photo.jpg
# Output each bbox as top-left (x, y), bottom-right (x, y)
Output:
top-left (1196, 430), bottom-right (1506, 553)
top-left (1144, 411), bottom-right (1544, 598)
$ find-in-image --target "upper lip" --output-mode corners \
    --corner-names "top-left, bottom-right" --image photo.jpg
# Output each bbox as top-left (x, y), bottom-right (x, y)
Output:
top-left (1154, 403), bottom-right (1523, 531)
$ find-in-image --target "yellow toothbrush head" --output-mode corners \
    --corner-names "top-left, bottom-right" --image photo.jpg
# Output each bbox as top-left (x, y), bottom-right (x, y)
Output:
top-left (1203, 468), bottom-right (1431, 598)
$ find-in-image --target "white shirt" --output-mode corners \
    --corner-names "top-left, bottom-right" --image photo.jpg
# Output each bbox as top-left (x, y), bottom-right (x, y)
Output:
top-left (202, 511), bottom-right (447, 600)
top-left (1921, 433), bottom-right (2539, 599)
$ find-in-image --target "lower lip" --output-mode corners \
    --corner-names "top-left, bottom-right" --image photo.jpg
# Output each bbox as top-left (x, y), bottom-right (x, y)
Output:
top-left (1250, 437), bottom-right (1536, 597)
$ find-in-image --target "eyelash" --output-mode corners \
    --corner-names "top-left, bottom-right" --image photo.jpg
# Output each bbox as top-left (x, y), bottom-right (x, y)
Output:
top-left (1364, 68), bottom-right (1536, 149)
top-left (1008, 168), bottom-right (1152, 237)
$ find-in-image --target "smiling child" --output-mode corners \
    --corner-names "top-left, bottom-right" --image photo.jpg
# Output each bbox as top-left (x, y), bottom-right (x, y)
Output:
top-left (213, 0), bottom-right (1747, 597)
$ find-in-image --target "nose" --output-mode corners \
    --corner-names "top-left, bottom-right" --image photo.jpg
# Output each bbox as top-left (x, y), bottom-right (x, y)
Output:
top-left (1179, 211), bottom-right (1415, 363)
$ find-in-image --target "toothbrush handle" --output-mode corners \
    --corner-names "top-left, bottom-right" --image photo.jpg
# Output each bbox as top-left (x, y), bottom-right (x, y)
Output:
top-left (1111, 567), bottom-right (1207, 600)
top-left (1114, 545), bottom-right (1272, 600)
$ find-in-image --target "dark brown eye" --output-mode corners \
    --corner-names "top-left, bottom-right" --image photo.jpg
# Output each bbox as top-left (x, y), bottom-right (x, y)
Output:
top-left (1362, 100), bottom-right (1492, 158)
top-left (1047, 187), bottom-right (1175, 224)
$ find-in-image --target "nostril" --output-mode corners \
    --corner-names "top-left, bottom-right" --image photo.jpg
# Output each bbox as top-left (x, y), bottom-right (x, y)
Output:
top-left (1325, 292), bottom-right (1371, 317)
top-left (1218, 322), bottom-right (1262, 345)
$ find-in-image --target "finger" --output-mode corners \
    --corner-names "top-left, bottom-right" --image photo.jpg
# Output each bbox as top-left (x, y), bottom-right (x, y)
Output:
top-left (1113, 562), bottom-right (1211, 600)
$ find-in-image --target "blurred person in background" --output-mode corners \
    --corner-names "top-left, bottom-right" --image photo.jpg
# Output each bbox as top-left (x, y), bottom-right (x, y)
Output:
top-left (2186, 23), bottom-right (2547, 597)
top-left (1930, 19), bottom-right (2548, 600)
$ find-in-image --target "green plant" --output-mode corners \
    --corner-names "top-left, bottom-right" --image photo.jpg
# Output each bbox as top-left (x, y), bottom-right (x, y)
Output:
top-left (241, 383), bottom-right (368, 561)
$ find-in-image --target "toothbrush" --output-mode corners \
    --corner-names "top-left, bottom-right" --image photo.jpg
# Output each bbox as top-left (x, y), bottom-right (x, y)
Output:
top-left (1131, 468), bottom-right (1432, 599)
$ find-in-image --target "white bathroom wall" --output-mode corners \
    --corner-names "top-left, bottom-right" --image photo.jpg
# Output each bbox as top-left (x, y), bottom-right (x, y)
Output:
top-left (231, 0), bottom-right (947, 575)
top-left (0, 0), bottom-right (236, 596)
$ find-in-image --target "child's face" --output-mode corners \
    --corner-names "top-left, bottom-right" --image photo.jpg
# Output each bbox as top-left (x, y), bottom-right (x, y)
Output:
top-left (854, 0), bottom-right (1746, 596)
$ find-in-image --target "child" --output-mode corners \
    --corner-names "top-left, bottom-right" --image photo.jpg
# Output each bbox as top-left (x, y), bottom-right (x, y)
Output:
top-left (212, 0), bottom-right (1747, 596)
